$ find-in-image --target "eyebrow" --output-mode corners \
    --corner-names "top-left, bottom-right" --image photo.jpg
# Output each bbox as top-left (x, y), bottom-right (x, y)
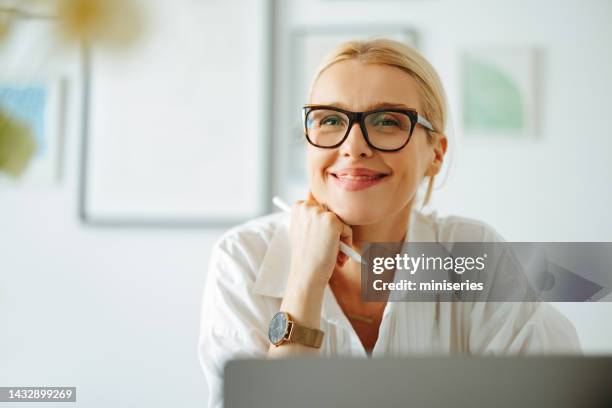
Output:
top-left (319, 101), bottom-right (414, 111)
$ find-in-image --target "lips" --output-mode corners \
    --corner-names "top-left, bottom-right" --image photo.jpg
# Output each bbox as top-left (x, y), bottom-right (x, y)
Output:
top-left (328, 167), bottom-right (390, 191)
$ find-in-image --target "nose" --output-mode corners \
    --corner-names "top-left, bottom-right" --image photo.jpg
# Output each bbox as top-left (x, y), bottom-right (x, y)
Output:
top-left (339, 121), bottom-right (374, 158)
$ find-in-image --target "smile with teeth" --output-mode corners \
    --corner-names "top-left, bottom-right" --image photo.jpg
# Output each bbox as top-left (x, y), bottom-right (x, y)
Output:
top-left (333, 174), bottom-right (385, 180)
top-left (329, 171), bottom-right (389, 191)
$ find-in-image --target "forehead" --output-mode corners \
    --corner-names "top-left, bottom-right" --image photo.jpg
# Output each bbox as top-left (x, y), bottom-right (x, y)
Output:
top-left (309, 59), bottom-right (422, 111)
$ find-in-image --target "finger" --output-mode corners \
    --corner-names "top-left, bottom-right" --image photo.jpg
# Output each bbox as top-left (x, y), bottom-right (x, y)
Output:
top-left (291, 200), bottom-right (305, 212)
top-left (336, 252), bottom-right (348, 268)
top-left (340, 223), bottom-right (353, 244)
top-left (307, 191), bottom-right (331, 212)
top-left (306, 190), bottom-right (327, 213)
top-left (306, 190), bottom-right (319, 205)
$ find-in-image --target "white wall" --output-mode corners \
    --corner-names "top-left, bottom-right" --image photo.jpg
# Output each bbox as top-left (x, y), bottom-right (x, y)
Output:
top-left (1, 1), bottom-right (611, 408)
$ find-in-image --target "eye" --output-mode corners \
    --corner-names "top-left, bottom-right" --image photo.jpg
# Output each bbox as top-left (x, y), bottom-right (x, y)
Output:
top-left (367, 112), bottom-right (412, 133)
top-left (320, 115), bottom-right (345, 127)
top-left (371, 114), bottom-right (401, 127)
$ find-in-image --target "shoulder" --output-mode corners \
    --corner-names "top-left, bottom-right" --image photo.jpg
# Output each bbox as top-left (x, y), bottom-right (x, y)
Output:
top-left (207, 211), bottom-right (289, 281)
top-left (213, 211), bottom-right (288, 253)
top-left (415, 209), bottom-right (506, 243)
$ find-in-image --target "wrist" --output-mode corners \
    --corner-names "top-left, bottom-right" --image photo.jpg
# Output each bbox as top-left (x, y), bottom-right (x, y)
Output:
top-left (287, 261), bottom-right (330, 293)
top-left (281, 281), bottom-right (325, 329)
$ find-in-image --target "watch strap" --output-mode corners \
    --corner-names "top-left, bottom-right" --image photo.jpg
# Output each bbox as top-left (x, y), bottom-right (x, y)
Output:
top-left (287, 321), bottom-right (324, 348)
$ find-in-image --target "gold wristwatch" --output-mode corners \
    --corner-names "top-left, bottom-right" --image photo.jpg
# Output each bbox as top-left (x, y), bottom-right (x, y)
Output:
top-left (268, 311), bottom-right (324, 348)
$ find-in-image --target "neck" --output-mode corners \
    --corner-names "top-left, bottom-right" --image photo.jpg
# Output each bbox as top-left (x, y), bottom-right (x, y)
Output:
top-left (330, 202), bottom-right (413, 292)
top-left (329, 204), bottom-right (411, 304)
top-left (351, 202), bottom-right (412, 253)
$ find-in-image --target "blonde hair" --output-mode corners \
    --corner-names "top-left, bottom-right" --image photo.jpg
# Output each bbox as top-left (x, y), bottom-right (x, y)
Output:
top-left (308, 38), bottom-right (447, 208)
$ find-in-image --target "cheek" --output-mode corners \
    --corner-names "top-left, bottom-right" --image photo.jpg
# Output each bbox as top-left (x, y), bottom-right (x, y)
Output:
top-left (306, 148), bottom-right (333, 183)
top-left (393, 137), bottom-right (432, 182)
top-left (306, 148), bottom-right (320, 179)
top-left (387, 151), bottom-right (422, 186)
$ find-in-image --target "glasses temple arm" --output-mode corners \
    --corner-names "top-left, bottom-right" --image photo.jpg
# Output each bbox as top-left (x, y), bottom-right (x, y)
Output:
top-left (417, 115), bottom-right (435, 132)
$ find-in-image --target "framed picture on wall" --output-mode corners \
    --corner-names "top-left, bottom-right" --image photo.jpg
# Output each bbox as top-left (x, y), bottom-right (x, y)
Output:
top-left (0, 11), bottom-right (68, 190)
top-left (461, 47), bottom-right (540, 139)
top-left (0, 78), bottom-right (65, 188)
top-left (79, 0), bottom-right (272, 227)
top-left (277, 26), bottom-right (418, 203)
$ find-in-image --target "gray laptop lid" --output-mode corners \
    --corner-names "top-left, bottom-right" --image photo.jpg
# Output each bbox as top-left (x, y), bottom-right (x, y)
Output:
top-left (224, 356), bottom-right (612, 408)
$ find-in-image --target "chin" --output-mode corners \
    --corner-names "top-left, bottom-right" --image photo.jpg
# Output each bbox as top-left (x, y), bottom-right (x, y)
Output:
top-left (332, 203), bottom-right (384, 226)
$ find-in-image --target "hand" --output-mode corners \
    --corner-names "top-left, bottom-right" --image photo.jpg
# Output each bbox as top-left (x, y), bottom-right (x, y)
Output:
top-left (286, 190), bottom-right (353, 292)
top-left (268, 190), bottom-right (353, 351)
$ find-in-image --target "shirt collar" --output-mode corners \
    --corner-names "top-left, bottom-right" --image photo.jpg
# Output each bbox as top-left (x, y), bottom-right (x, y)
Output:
top-left (251, 207), bottom-right (438, 299)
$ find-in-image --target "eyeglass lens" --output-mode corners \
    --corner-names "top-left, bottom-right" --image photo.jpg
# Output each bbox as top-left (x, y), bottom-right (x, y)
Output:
top-left (305, 109), bottom-right (414, 150)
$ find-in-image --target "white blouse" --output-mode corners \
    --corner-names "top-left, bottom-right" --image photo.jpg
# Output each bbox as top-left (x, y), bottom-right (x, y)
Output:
top-left (198, 208), bottom-right (581, 408)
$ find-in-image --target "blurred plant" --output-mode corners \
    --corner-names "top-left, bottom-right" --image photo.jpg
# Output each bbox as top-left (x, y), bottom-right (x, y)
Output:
top-left (56, 0), bottom-right (144, 49)
top-left (0, 7), bottom-right (12, 41)
top-left (0, 108), bottom-right (36, 177)
top-left (0, 0), bottom-right (144, 48)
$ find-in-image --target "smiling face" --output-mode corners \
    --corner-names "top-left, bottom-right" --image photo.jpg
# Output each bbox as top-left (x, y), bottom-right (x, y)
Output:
top-left (307, 59), bottom-right (444, 225)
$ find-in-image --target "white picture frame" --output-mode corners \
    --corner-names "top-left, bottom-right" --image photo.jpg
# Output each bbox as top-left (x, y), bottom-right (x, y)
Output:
top-left (80, 0), bottom-right (272, 227)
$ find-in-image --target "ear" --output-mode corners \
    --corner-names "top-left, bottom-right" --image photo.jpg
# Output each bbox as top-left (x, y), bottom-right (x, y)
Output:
top-left (425, 133), bottom-right (447, 177)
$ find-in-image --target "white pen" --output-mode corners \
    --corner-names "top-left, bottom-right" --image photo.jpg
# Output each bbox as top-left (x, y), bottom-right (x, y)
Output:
top-left (272, 196), bottom-right (363, 264)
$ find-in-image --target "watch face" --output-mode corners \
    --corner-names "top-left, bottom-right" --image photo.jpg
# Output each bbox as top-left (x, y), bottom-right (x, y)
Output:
top-left (268, 312), bottom-right (289, 345)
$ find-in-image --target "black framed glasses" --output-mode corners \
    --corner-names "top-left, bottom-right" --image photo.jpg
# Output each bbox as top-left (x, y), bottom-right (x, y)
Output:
top-left (302, 104), bottom-right (435, 152)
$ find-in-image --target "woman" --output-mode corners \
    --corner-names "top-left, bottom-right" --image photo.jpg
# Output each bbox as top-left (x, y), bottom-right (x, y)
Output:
top-left (198, 38), bottom-right (581, 407)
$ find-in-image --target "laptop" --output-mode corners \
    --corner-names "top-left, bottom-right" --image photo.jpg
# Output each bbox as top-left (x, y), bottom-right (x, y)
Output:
top-left (224, 356), bottom-right (612, 408)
